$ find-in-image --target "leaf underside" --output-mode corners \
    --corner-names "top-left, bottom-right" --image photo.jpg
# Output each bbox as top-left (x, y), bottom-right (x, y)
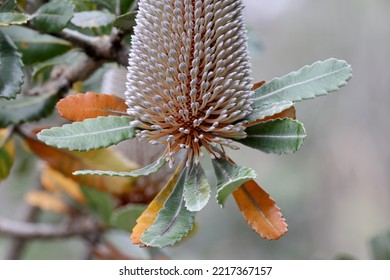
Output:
top-left (233, 179), bottom-right (287, 240)
top-left (183, 162), bottom-right (211, 212)
top-left (239, 118), bottom-right (306, 154)
top-left (56, 92), bottom-right (128, 122)
top-left (0, 13), bottom-right (29, 26)
top-left (252, 58), bottom-right (352, 108)
top-left (212, 157), bottom-right (256, 206)
top-left (37, 116), bottom-right (135, 151)
top-left (140, 166), bottom-right (196, 248)
top-left (131, 163), bottom-right (183, 246)
top-left (73, 157), bottom-right (166, 177)
top-left (245, 101), bottom-right (294, 123)
top-left (71, 11), bottom-right (115, 28)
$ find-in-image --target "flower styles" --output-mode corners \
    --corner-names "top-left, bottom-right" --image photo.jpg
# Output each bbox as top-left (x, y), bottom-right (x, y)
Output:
top-left (125, 0), bottom-right (254, 166)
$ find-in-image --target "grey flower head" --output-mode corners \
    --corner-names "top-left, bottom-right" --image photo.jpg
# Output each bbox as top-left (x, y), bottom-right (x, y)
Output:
top-left (125, 0), bottom-right (253, 166)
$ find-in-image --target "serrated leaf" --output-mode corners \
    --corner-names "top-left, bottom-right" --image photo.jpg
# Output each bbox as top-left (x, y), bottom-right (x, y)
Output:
top-left (73, 157), bottom-right (166, 177)
top-left (0, 13), bottom-right (29, 26)
top-left (37, 116), bottom-right (135, 151)
top-left (24, 131), bottom-right (139, 195)
top-left (32, 0), bottom-right (74, 33)
top-left (25, 191), bottom-right (69, 214)
top-left (238, 118), bottom-right (306, 154)
top-left (0, 30), bottom-right (23, 99)
top-left (212, 157), bottom-right (256, 206)
top-left (71, 11), bottom-right (115, 28)
top-left (0, 0), bottom-right (16, 12)
top-left (183, 162), bottom-right (211, 212)
top-left (0, 128), bottom-right (15, 180)
top-left (233, 179), bottom-right (287, 240)
top-left (371, 232), bottom-right (390, 260)
top-left (80, 185), bottom-right (114, 224)
top-left (131, 163), bottom-right (183, 246)
top-left (110, 204), bottom-right (146, 232)
top-left (0, 93), bottom-right (58, 127)
top-left (1, 26), bottom-right (71, 65)
top-left (41, 165), bottom-right (85, 204)
top-left (140, 166), bottom-right (196, 248)
top-left (246, 106), bottom-right (296, 127)
top-left (245, 101), bottom-right (294, 123)
top-left (252, 58), bottom-right (352, 108)
top-left (56, 92), bottom-right (127, 122)
top-left (113, 11), bottom-right (136, 31)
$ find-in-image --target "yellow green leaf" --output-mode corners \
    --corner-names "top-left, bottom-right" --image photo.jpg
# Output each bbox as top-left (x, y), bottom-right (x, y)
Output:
top-left (0, 128), bottom-right (15, 180)
top-left (131, 162), bottom-right (183, 246)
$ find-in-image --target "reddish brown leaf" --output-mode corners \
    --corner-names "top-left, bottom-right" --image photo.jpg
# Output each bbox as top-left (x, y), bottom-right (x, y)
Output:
top-left (233, 179), bottom-right (288, 240)
top-left (24, 130), bottom-right (139, 196)
top-left (56, 92), bottom-right (128, 122)
top-left (252, 80), bottom-right (266, 91)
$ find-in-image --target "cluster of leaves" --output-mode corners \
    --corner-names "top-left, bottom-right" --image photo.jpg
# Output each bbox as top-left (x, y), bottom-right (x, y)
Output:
top-left (38, 59), bottom-right (352, 248)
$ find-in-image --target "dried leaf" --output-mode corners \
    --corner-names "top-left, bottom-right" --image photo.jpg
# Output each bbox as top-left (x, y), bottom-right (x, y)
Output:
top-left (24, 130), bottom-right (138, 195)
top-left (246, 106), bottom-right (296, 127)
top-left (41, 165), bottom-right (85, 204)
top-left (25, 191), bottom-right (69, 214)
top-left (252, 80), bottom-right (266, 91)
top-left (56, 92), bottom-right (127, 122)
top-left (233, 179), bottom-right (287, 240)
top-left (131, 163), bottom-right (183, 246)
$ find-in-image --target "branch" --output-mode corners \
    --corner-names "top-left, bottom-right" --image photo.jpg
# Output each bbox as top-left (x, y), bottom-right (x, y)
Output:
top-left (0, 216), bottom-right (103, 239)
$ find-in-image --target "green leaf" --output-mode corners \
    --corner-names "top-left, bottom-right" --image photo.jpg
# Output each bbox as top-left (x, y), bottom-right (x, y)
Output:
top-left (0, 93), bottom-right (58, 127)
top-left (212, 157), bottom-right (256, 206)
top-left (0, 0), bottom-right (17, 12)
top-left (0, 30), bottom-right (23, 99)
top-left (73, 157), bottom-right (166, 177)
top-left (71, 11), bottom-right (115, 28)
top-left (140, 167), bottom-right (196, 248)
top-left (371, 232), bottom-right (390, 260)
top-left (113, 11), bottom-right (136, 31)
top-left (32, 50), bottom-right (84, 80)
top-left (183, 162), bottom-right (211, 212)
top-left (37, 116), bottom-right (135, 151)
top-left (0, 128), bottom-right (15, 180)
top-left (32, 0), bottom-right (74, 33)
top-left (238, 118), bottom-right (306, 154)
top-left (120, 0), bottom-right (137, 14)
top-left (80, 185), bottom-right (114, 225)
top-left (252, 58), bottom-right (352, 108)
top-left (0, 13), bottom-right (29, 26)
top-left (1, 26), bottom-right (71, 65)
top-left (245, 101), bottom-right (294, 123)
top-left (110, 204), bottom-right (146, 232)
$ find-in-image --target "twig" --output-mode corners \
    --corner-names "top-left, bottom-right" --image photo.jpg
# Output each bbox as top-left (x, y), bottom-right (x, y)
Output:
top-left (0, 216), bottom-right (103, 239)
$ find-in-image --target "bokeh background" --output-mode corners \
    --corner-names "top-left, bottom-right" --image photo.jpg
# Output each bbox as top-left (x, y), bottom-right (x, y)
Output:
top-left (1, 0), bottom-right (389, 259)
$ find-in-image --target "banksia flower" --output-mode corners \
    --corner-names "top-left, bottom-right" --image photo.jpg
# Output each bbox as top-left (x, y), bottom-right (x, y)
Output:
top-left (38, 0), bottom-right (352, 249)
top-left (125, 0), bottom-right (254, 166)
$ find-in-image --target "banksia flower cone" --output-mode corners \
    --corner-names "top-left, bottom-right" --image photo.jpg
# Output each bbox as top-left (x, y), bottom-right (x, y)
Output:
top-left (126, 0), bottom-right (253, 166)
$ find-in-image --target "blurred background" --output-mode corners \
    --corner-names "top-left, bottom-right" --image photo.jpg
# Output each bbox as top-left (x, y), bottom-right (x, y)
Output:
top-left (1, 0), bottom-right (389, 259)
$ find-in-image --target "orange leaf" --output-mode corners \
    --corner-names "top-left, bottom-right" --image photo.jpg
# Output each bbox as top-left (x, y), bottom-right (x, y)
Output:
top-left (131, 163), bottom-right (183, 246)
top-left (252, 80), bottom-right (266, 91)
top-left (25, 191), bottom-right (69, 214)
top-left (41, 165), bottom-right (86, 204)
top-left (24, 130), bottom-right (138, 196)
top-left (233, 179), bottom-right (287, 240)
top-left (56, 92), bottom-right (128, 122)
